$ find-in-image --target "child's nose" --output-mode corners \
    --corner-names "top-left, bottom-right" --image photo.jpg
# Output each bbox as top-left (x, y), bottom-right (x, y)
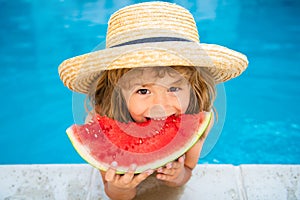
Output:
top-left (149, 104), bottom-right (167, 118)
top-left (149, 93), bottom-right (172, 116)
top-left (152, 92), bottom-right (168, 105)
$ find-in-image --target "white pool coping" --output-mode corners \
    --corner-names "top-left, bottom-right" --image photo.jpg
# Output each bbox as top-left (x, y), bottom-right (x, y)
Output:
top-left (1, 164), bottom-right (299, 200)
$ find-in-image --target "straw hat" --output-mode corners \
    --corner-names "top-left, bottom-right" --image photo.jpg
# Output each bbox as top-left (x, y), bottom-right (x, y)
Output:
top-left (58, 1), bottom-right (248, 94)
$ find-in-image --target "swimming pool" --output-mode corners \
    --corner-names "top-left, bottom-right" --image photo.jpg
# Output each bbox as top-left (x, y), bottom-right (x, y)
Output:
top-left (1, 0), bottom-right (299, 165)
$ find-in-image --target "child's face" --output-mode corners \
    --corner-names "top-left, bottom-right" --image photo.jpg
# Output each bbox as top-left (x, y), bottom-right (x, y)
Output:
top-left (119, 67), bottom-right (191, 122)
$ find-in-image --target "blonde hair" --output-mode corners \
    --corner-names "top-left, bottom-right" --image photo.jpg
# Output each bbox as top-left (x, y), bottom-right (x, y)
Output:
top-left (88, 66), bottom-right (216, 122)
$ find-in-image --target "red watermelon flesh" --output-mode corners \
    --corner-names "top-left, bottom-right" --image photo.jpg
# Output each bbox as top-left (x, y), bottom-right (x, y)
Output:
top-left (67, 112), bottom-right (212, 173)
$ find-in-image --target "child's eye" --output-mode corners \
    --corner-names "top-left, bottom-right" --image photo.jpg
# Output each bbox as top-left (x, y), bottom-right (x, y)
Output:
top-left (168, 87), bottom-right (181, 92)
top-left (137, 89), bottom-right (150, 95)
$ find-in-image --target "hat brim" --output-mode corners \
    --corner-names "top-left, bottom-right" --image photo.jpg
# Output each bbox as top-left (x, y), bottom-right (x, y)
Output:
top-left (58, 41), bottom-right (248, 93)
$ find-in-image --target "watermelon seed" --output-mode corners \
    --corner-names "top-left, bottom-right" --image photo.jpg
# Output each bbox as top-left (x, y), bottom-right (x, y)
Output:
top-left (85, 128), bottom-right (90, 133)
top-left (94, 134), bottom-right (98, 138)
top-left (139, 138), bottom-right (143, 144)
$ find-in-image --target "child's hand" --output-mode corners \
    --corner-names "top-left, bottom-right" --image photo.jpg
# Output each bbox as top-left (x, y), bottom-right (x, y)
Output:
top-left (104, 162), bottom-right (154, 192)
top-left (156, 155), bottom-right (186, 185)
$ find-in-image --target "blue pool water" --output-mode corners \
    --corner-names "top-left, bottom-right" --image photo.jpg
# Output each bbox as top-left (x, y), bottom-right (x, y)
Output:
top-left (1, 0), bottom-right (299, 165)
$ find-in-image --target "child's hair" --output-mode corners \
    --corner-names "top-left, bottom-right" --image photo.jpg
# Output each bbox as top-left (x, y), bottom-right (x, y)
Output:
top-left (88, 66), bottom-right (216, 122)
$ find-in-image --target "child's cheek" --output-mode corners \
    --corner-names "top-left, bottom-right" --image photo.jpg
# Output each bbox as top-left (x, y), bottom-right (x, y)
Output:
top-left (177, 93), bottom-right (190, 113)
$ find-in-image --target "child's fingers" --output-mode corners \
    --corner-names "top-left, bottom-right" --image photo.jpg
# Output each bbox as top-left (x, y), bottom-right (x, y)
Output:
top-left (156, 173), bottom-right (170, 181)
top-left (165, 160), bottom-right (184, 170)
top-left (105, 161), bottom-right (118, 182)
top-left (162, 168), bottom-right (176, 176)
top-left (158, 163), bottom-right (173, 172)
top-left (120, 164), bottom-right (136, 184)
top-left (157, 157), bottom-right (185, 176)
top-left (120, 171), bottom-right (135, 185)
top-left (105, 168), bottom-right (117, 182)
top-left (178, 155), bottom-right (185, 163)
top-left (157, 165), bottom-right (175, 176)
top-left (164, 155), bottom-right (185, 170)
top-left (132, 170), bottom-right (154, 186)
top-left (166, 162), bottom-right (173, 169)
top-left (170, 161), bottom-right (182, 169)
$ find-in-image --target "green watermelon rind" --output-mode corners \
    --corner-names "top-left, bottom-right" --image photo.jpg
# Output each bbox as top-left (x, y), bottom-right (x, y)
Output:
top-left (66, 111), bottom-right (212, 174)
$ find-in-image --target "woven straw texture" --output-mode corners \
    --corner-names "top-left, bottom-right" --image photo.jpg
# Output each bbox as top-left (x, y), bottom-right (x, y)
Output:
top-left (58, 1), bottom-right (248, 93)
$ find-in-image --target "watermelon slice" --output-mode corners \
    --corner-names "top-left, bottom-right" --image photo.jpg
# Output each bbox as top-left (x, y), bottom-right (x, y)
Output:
top-left (66, 111), bottom-right (212, 173)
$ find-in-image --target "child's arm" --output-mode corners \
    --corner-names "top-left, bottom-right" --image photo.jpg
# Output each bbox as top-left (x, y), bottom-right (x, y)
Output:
top-left (156, 112), bottom-right (214, 187)
top-left (100, 165), bottom-right (153, 200)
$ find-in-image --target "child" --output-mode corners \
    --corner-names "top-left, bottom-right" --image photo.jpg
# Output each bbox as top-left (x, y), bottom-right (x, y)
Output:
top-left (58, 2), bottom-right (248, 199)
top-left (91, 65), bottom-right (215, 199)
